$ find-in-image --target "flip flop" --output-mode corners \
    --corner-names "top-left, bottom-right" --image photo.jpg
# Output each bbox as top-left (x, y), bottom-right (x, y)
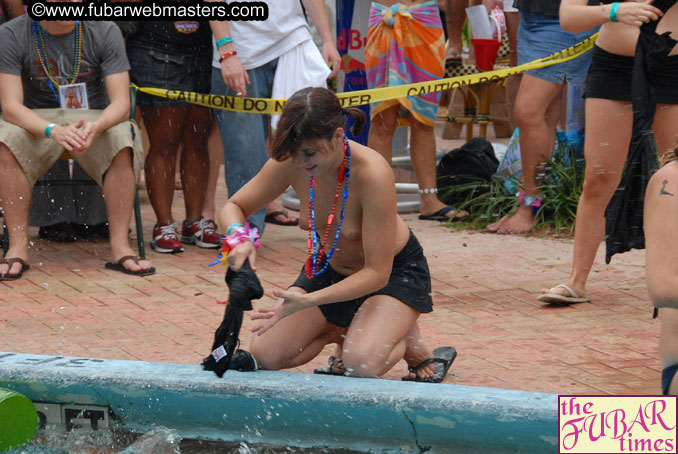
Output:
top-left (402, 346), bottom-right (457, 383)
top-left (313, 355), bottom-right (347, 376)
top-left (105, 255), bottom-right (156, 276)
top-left (264, 210), bottom-right (299, 226)
top-left (538, 284), bottom-right (591, 304)
top-left (0, 257), bottom-right (30, 281)
top-left (418, 206), bottom-right (466, 222)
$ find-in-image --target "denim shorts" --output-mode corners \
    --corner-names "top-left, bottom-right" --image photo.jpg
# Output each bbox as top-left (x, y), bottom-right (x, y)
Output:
top-left (127, 46), bottom-right (211, 108)
top-left (291, 231), bottom-right (433, 327)
top-left (517, 11), bottom-right (597, 85)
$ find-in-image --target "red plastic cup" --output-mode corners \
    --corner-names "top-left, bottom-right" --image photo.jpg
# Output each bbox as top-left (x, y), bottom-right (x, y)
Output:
top-left (471, 38), bottom-right (502, 72)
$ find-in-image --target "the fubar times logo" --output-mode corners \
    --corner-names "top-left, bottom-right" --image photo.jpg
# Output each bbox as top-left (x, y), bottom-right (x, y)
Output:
top-left (559, 395), bottom-right (677, 453)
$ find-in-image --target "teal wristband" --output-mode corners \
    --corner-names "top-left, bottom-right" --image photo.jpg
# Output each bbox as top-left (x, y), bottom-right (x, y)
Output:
top-left (609, 2), bottom-right (620, 22)
top-left (216, 36), bottom-right (232, 48)
top-left (45, 123), bottom-right (57, 138)
top-left (226, 222), bottom-right (243, 236)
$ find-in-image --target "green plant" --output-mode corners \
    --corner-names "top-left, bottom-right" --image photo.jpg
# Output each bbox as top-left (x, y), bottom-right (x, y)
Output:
top-left (441, 144), bottom-right (585, 236)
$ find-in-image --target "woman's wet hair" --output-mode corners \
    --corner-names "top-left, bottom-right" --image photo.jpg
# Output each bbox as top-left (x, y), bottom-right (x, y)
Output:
top-left (270, 87), bottom-right (366, 161)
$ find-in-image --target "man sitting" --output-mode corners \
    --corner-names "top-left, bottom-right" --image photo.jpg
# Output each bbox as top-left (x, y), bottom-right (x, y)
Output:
top-left (0, 15), bottom-right (154, 279)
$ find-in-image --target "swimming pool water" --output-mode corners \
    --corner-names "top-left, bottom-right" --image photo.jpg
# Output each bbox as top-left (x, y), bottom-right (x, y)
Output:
top-left (3, 428), bottom-right (367, 454)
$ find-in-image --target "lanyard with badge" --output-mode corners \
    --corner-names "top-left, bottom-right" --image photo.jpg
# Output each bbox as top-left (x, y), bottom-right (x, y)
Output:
top-left (32, 20), bottom-right (89, 109)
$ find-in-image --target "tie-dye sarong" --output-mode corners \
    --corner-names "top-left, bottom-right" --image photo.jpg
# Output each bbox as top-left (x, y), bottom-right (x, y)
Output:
top-left (365, 0), bottom-right (444, 127)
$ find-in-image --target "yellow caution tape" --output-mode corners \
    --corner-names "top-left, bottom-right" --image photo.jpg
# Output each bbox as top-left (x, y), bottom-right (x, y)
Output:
top-left (134, 32), bottom-right (598, 115)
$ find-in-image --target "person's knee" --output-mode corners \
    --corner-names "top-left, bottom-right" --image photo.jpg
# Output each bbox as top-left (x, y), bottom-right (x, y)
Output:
top-left (581, 171), bottom-right (620, 201)
top-left (342, 347), bottom-right (384, 378)
top-left (513, 99), bottom-right (545, 130)
top-left (249, 337), bottom-right (283, 371)
top-left (0, 142), bottom-right (20, 168)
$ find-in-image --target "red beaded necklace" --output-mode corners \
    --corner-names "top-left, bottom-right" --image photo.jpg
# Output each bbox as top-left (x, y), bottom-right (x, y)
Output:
top-left (305, 137), bottom-right (351, 279)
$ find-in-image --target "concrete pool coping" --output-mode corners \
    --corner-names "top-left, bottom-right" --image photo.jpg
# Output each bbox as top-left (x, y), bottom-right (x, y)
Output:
top-left (0, 352), bottom-right (558, 453)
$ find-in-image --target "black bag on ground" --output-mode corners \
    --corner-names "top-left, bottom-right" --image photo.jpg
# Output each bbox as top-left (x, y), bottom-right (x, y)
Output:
top-left (436, 137), bottom-right (499, 206)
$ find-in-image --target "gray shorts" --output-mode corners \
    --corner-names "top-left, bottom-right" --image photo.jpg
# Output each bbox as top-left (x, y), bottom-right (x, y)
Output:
top-left (0, 109), bottom-right (143, 186)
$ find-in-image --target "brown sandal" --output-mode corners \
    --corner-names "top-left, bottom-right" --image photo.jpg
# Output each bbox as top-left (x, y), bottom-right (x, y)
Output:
top-left (0, 257), bottom-right (30, 281)
top-left (105, 255), bottom-right (155, 276)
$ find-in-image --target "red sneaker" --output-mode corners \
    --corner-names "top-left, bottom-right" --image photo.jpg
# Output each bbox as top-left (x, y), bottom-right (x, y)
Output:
top-left (181, 218), bottom-right (221, 249)
top-left (150, 222), bottom-right (184, 253)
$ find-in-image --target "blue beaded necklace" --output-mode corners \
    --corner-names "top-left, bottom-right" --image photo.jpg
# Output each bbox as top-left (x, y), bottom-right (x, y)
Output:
top-left (305, 136), bottom-right (351, 278)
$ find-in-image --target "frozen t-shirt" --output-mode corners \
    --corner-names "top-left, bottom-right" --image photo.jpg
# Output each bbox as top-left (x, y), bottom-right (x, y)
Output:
top-left (0, 15), bottom-right (130, 109)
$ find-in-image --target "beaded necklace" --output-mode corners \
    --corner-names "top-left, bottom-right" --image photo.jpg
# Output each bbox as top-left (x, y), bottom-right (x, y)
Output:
top-left (305, 136), bottom-right (351, 279)
top-left (32, 20), bottom-right (83, 103)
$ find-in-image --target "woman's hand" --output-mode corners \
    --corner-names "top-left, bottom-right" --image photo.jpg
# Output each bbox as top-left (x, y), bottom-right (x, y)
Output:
top-left (227, 240), bottom-right (257, 272)
top-left (250, 288), bottom-right (308, 336)
top-left (616, 0), bottom-right (662, 27)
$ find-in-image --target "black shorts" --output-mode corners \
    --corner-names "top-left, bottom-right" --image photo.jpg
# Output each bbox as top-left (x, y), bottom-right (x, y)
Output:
top-left (127, 45), bottom-right (212, 108)
top-left (291, 231), bottom-right (433, 327)
top-left (585, 45), bottom-right (678, 104)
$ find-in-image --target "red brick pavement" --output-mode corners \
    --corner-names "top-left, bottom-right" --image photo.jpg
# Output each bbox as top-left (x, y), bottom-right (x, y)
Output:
top-left (0, 130), bottom-right (661, 396)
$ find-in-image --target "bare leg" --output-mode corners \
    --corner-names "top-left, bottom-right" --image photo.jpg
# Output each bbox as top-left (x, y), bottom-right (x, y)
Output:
top-left (103, 148), bottom-right (153, 272)
top-left (543, 103), bottom-right (678, 299)
top-left (409, 116), bottom-right (467, 219)
top-left (249, 288), bottom-right (345, 370)
top-left (342, 295), bottom-right (435, 378)
top-left (0, 143), bottom-right (31, 276)
top-left (368, 105), bottom-right (399, 163)
top-left (445, 0), bottom-right (467, 59)
top-left (142, 106), bottom-right (188, 225)
top-left (180, 105), bottom-right (212, 222)
top-left (201, 120), bottom-right (223, 221)
top-left (660, 308), bottom-right (678, 395)
top-left (487, 75), bottom-right (564, 234)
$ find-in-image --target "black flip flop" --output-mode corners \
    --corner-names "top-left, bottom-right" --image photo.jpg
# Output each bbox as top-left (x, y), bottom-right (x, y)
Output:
top-left (313, 355), bottom-right (346, 376)
top-left (0, 257), bottom-right (30, 281)
top-left (402, 346), bottom-right (457, 383)
top-left (418, 207), bottom-right (466, 222)
top-left (265, 210), bottom-right (299, 226)
top-left (105, 255), bottom-right (155, 276)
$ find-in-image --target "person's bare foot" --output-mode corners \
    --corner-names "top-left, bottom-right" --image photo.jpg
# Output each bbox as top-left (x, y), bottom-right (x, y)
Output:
top-left (487, 206), bottom-right (535, 234)
top-left (403, 337), bottom-right (436, 380)
top-left (0, 247), bottom-right (30, 279)
top-left (111, 246), bottom-right (154, 274)
top-left (265, 202), bottom-right (298, 226)
top-left (486, 214), bottom-right (509, 232)
top-left (538, 281), bottom-right (589, 304)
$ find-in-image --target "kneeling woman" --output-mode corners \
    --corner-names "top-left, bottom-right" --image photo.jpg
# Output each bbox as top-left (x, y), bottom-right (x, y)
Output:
top-left (645, 148), bottom-right (678, 395)
top-left (218, 87), bottom-right (453, 381)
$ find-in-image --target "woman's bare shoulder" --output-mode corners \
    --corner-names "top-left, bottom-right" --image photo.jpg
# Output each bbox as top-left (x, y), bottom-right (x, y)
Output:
top-left (350, 141), bottom-right (394, 179)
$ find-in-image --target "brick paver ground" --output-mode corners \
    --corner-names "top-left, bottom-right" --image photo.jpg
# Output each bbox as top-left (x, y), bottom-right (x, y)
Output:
top-left (0, 124), bottom-right (659, 396)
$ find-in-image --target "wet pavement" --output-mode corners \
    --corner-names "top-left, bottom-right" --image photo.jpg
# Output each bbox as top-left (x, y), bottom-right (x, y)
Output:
top-left (0, 125), bottom-right (659, 396)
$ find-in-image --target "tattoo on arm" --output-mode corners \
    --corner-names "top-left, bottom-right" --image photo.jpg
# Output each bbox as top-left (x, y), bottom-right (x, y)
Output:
top-left (660, 179), bottom-right (674, 197)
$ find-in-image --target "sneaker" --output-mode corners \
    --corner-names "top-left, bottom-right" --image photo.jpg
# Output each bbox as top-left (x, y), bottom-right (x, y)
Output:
top-left (150, 222), bottom-right (184, 253)
top-left (181, 218), bottom-right (220, 248)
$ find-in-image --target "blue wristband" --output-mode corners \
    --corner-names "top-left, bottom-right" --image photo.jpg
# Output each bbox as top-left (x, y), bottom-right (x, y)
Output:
top-left (609, 2), bottom-right (620, 22)
top-left (216, 36), bottom-right (232, 48)
top-left (45, 123), bottom-right (57, 138)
